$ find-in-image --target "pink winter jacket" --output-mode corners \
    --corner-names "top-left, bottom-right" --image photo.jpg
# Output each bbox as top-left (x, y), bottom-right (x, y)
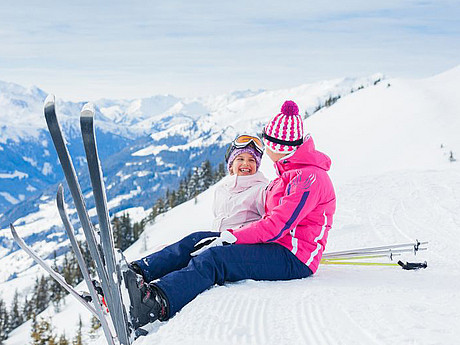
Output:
top-left (230, 135), bottom-right (336, 273)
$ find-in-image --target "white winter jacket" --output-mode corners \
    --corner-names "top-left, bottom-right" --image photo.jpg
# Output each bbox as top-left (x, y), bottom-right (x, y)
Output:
top-left (212, 171), bottom-right (269, 232)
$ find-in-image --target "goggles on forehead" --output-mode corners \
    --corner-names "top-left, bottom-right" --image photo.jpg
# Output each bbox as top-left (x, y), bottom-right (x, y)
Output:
top-left (224, 134), bottom-right (264, 163)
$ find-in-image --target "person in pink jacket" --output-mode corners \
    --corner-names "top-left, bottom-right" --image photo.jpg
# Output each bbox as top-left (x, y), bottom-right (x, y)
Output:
top-left (125, 100), bottom-right (336, 330)
top-left (230, 130), bottom-right (336, 273)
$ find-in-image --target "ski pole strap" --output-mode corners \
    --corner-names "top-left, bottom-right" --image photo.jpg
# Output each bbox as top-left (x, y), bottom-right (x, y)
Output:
top-left (397, 261), bottom-right (427, 270)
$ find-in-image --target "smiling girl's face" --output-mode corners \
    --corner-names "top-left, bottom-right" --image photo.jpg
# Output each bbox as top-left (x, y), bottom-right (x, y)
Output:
top-left (230, 152), bottom-right (257, 176)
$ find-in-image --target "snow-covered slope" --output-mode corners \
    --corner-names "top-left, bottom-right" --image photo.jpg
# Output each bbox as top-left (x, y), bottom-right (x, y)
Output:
top-left (3, 66), bottom-right (460, 345)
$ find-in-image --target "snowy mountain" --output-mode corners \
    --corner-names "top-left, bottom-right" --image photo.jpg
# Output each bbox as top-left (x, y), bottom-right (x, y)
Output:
top-left (2, 66), bottom-right (460, 344)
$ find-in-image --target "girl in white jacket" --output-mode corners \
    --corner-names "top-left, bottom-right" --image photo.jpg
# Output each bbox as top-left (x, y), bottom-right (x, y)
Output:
top-left (212, 135), bottom-right (269, 232)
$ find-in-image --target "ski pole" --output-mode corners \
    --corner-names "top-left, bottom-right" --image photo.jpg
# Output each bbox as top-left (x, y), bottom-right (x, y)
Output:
top-left (322, 253), bottom-right (402, 261)
top-left (321, 259), bottom-right (427, 270)
top-left (323, 246), bottom-right (427, 259)
top-left (320, 260), bottom-right (400, 267)
top-left (323, 240), bottom-right (427, 258)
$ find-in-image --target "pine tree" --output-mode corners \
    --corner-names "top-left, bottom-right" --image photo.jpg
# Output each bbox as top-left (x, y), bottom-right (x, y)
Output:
top-left (89, 315), bottom-right (101, 339)
top-left (155, 198), bottom-right (166, 215)
top-left (187, 167), bottom-right (200, 198)
top-left (60, 251), bottom-right (82, 287)
top-left (50, 252), bottom-right (66, 312)
top-left (168, 190), bottom-right (177, 209)
top-left (78, 241), bottom-right (95, 276)
top-left (9, 289), bottom-right (24, 330)
top-left (61, 253), bottom-right (72, 285)
top-left (30, 314), bottom-right (39, 345)
top-left (120, 213), bottom-right (133, 250)
top-left (112, 215), bottom-right (122, 249)
top-left (133, 221), bottom-right (140, 242)
top-left (164, 189), bottom-right (171, 212)
top-left (176, 179), bottom-right (188, 205)
top-left (30, 316), bottom-right (56, 345)
top-left (133, 221), bottom-right (144, 242)
top-left (31, 276), bottom-right (50, 314)
top-left (72, 316), bottom-right (83, 345)
top-left (70, 250), bottom-right (83, 285)
top-left (214, 162), bottom-right (226, 182)
top-left (199, 160), bottom-right (214, 191)
top-left (22, 295), bottom-right (34, 321)
top-left (58, 334), bottom-right (69, 345)
top-left (147, 203), bottom-right (159, 223)
top-left (0, 298), bottom-right (9, 344)
top-left (112, 212), bottom-right (136, 251)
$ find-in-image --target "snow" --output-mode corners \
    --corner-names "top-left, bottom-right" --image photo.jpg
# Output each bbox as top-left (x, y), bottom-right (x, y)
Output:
top-left (106, 186), bottom-right (142, 210)
top-left (3, 66), bottom-right (460, 345)
top-left (116, 171), bottom-right (133, 182)
top-left (124, 170), bottom-right (460, 345)
top-left (0, 192), bottom-right (20, 204)
top-left (136, 171), bottom-right (151, 178)
top-left (42, 162), bottom-right (53, 175)
top-left (26, 185), bottom-right (37, 192)
top-left (0, 171), bottom-right (28, 179)
top-left (114, 207), bottom-right (148, 221)
top-left (132, 144), bottom-right (169, 157)
top-left (22, 156), bottom-right (38, 167)
top-left (0, 198), bottom-right (65, 283)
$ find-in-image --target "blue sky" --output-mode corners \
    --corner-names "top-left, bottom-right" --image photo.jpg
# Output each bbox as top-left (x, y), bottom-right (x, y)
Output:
top-left (0, 0), bottom-right (458, 101)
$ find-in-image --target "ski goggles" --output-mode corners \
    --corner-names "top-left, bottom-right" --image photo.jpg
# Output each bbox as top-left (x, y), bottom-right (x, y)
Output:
top-left (224, 134), bottom-right (264, 163)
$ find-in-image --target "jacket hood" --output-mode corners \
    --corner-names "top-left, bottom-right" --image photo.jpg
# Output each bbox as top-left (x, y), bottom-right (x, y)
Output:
top-left (274, 135), bottom-right (331, 175)
top-left (223, 171), bottom-right (269, 191)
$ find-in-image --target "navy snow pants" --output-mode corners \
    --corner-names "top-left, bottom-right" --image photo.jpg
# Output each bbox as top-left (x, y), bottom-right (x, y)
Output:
top-left (134, 231), bottom-right (313, 318)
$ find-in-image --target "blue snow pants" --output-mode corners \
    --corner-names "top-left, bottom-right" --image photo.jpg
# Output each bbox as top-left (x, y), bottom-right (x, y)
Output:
top-left (134, 231), bottom-right (313, 318)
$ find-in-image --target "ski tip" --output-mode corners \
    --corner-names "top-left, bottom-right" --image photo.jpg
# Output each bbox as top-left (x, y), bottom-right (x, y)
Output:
top-left (44, 94), bottom-right (55, 108)
top-left (81, 102), bottom-right (95, 118)
top-left (9, 223), bottom-right (16, 238)
top-left (57, 183), bottom-right (64, 197)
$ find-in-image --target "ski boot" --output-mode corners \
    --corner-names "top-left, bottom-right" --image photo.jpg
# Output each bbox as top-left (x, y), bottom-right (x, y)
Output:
top-left (123, 267), bottom-right (168, 329)
top-left (128, 262), bottom-right (145, 279)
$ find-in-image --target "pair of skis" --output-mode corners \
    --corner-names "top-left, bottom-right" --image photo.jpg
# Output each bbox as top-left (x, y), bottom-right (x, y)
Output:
top-left (321, 240), bottom-right (428, 269)
top-left (10, 95), bottom-right (133, 345)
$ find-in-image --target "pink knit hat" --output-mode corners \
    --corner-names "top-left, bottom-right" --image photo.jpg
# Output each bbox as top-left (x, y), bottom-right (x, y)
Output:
top-left (262, 100), bottom-right (304, 153)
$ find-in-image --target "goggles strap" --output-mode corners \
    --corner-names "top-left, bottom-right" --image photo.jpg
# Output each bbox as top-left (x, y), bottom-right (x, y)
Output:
top-left (262, 131), bottom-right (303, 147)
